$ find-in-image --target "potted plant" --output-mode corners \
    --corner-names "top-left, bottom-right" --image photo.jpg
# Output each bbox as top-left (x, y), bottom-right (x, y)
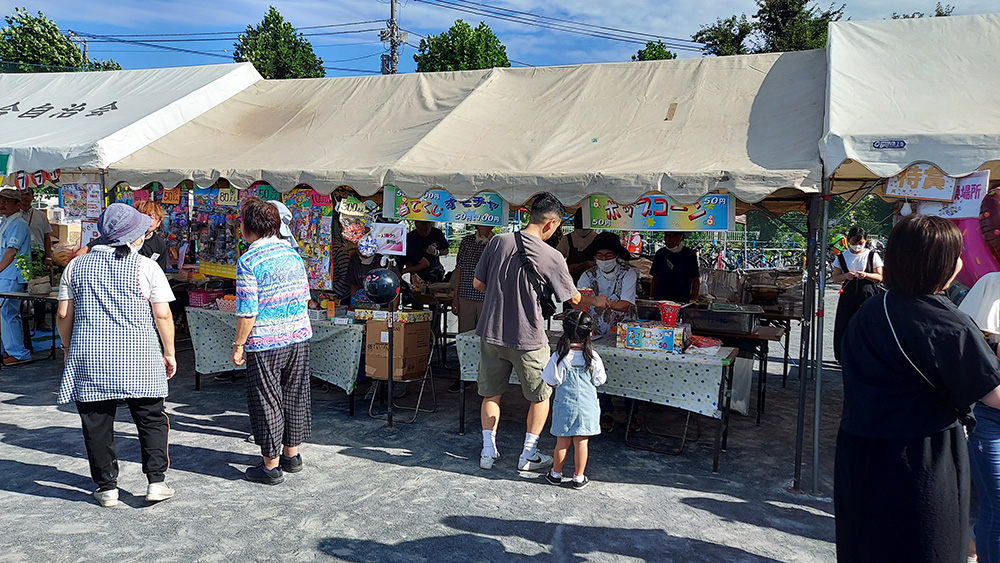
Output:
top-left (17, 249), bottom-right (50, 295)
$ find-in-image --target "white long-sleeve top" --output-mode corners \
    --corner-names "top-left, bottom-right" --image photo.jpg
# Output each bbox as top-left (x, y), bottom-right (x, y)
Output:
top-left (540, 349), bottom-right (607, 388)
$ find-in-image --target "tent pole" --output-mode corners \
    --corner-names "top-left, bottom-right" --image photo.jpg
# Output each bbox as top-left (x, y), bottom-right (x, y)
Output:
top-left (813, 183), bottom-right (832, 494)
top-left (792, 194), bottom-right (819, 492)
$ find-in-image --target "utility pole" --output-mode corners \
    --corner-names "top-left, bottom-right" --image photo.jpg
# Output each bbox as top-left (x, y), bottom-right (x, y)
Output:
top-left (67, 31), bottom-right (88, 70)
top-left (380, 0), bottom-right (406, 74)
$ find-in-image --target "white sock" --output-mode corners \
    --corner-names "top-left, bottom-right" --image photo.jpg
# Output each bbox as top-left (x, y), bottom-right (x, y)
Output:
top-left (522, 433), bottom-right (540, 458)
top-left (573, 474), bottom-right (586, 483)
top-left (482, 430), bottom-right (498, 456)
top-left (550, 470), bottom-right (562, 478)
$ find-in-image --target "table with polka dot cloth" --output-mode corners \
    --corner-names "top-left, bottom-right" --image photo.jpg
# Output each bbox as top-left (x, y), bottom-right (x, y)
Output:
top-left (187, 307), bottom-right (364, 393)
top-left (455, 330), bottom-right (736, 418)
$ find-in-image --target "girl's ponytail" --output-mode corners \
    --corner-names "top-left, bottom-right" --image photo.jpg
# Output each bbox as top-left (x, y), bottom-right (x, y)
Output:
top-left (556, 309), bottom-right (596, 370)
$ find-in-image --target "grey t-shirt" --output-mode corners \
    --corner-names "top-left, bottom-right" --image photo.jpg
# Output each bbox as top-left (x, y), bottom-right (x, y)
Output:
top-left (474, 232), bottom-right (578, 351)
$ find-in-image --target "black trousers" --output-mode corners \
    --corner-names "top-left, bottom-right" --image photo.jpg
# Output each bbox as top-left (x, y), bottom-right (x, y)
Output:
top-left (245, 341), bottom-right (311, 458)
top-left (77, 398), bottom-right (169, 491)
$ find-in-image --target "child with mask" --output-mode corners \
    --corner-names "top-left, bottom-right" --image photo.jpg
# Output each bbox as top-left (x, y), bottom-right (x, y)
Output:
top-left (650, 232), bottom-right (700, 303)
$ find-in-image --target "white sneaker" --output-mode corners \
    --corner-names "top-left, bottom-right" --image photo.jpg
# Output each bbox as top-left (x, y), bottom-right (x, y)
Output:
top-left (517, 452), bottom-right (553, 471)
top-left (480, 450), bottom-right (500, 470)
top-left (146, 482), bottom-right (175, 502)
top-left (93, 488), bottom-right (119, 507)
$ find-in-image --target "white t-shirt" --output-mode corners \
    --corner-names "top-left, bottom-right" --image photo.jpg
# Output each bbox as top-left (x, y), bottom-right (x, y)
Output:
top-left (833, 248), bottom-right (883, 274)
top-left (540, 349), bottom-right (607, 387)
top-left (20, 208), bottom-right (52, 247)
top-left (59, 246), bottom-right (176, 303)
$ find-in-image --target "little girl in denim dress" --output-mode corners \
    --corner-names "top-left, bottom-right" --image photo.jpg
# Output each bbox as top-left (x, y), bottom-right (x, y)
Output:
top-left (541, 310), bottom-right (607, 489)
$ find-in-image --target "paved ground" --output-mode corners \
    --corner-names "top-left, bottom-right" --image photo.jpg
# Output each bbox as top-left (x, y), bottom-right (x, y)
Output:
top-left (0, 292), bottom-right (843, 562)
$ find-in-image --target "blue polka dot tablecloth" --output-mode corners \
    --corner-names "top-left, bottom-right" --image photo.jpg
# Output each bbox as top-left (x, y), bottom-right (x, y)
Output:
top-left (456, 330), bottom-right (735, 419)
top-left (186, 307), bottom-right (364, 394)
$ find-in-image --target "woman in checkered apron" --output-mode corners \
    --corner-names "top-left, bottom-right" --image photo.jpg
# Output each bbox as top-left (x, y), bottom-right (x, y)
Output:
top-left (56, 203), bottom-right (177, 508)
top-left (230, 198), bottom-right (313, 485)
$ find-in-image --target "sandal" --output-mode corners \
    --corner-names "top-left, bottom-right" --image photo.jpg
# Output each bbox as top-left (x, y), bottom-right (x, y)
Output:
top-left (600, 413), bottom-right (614, 433)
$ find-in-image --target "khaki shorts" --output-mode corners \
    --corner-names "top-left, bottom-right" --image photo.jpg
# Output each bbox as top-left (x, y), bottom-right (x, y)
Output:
top-left (478, 341), bottom-right (552, 402)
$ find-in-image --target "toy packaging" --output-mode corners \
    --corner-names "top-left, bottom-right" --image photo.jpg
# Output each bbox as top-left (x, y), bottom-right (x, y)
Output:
top-left (616, 321), bottom-right (691, 353)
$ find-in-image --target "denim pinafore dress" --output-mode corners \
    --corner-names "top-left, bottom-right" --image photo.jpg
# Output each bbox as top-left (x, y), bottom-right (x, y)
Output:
top-left (551, 362), bottom-right (602, 437)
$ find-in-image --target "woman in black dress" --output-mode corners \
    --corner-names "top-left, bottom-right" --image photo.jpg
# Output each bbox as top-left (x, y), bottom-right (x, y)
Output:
top-left (836, 214), bottom-right (1000, 562)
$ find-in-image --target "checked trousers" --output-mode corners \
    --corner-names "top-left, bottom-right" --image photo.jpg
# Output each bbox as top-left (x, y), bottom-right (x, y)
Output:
top-left (245, 340), bottom-right (311, 458)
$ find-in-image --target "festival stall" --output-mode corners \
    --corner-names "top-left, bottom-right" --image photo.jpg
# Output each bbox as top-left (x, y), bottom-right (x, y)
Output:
top-left (813, 13), bottom-right (1000, 492)
top-left (105, 52), bottom-right (827, 458)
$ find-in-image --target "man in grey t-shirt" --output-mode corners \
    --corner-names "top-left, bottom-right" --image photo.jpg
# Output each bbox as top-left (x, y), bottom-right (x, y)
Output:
top-left (473, 192), bottom-right (608, 471)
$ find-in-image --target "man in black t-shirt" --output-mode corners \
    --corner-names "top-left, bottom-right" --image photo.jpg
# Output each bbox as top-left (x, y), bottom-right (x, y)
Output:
top-left (650, 232), bottom-right (700, 302)
top-left (400, 221), bottom-right (449, 283)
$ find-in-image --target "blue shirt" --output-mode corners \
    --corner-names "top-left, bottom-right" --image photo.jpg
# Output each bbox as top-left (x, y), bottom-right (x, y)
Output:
top-left (0, 214), bottom-right (31, 283)
top-left (236, 236), bottom-right (312, 352)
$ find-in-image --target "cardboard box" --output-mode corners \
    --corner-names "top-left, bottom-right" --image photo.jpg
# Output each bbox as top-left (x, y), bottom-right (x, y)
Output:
top-left (365, 354), bottom-right (429, 381)
top-left (364, 320), bottom-right (433, 358)
top-left (616, 321), bottom-right (691, 353)
top-left (53, 223), bottom-right (81, 246)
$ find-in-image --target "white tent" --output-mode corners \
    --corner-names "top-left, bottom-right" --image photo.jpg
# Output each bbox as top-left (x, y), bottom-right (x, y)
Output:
top-left (109, 50), bottom-right (827, 206)
top-left (821, 13), bottom-right (1000, 186)
top-left (0, 63), bottom-right (261, 182)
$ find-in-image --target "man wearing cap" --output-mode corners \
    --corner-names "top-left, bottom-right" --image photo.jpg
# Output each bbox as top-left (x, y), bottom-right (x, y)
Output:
top-left (0, 189), bottom-right (33, 364)
top-left (650, 232), bottom-right (701, 303)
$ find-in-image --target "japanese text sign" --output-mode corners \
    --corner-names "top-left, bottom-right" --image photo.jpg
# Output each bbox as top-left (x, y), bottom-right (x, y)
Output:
top-left (85, 183), bottom-right (103, 218)
top-left (886, 163), bottom-right (957, 202)
top-left (161, 187), bottom-right (181, 205)
top-left (253, 182), bottom-right (281, 202)
top-left (0, 101), bottom-right (118, 120)
top-left (919, 170), bottom-right (990, 219)
top-left (585, 194), bottom-right (733, 231)
top-left (217, 187), bottom-right (239, 206)
top-left (369, 222), bottom-right (407, 256)
top-left (384, 187), bottom-right (507, 226)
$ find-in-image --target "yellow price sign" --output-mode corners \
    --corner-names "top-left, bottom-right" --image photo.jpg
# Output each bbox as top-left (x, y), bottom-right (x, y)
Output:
top-left (217, 187), bottom-right (239, 206)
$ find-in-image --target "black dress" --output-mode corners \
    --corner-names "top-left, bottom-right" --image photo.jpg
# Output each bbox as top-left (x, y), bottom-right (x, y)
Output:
top-left (835, 292), bottom-right (1000, 562)
top-left (832, 251), bottom-right (881, 362)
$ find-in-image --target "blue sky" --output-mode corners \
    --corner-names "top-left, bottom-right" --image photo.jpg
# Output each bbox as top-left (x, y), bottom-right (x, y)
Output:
top-left (3, 0), bottom-right (998, 76)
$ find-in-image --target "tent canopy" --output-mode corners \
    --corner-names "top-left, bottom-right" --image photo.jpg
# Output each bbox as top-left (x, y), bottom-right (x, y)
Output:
top-left (0, 63), bottom-right (261, 179)
top-left (110, 51), bottom-right (826, 207)
top-left (822, 14), bottom-right (1000, 187)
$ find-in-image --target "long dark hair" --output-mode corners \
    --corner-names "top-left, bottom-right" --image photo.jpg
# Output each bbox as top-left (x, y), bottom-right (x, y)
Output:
top-left (557, 309), bottom-right (595, 371)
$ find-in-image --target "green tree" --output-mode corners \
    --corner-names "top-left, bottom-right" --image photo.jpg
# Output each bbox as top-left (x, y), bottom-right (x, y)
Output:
top-left (692, 15), bottom-right (756, 56)
top-left (233, 6), bottom-right (325, 79)
top-left (414, 20), bottom-right (509, 72)
top-left (0, 8), bottom-right (120, 72)
top-left (632, 40), bottom-right (678, 61)
top-left (692, 0), bottom-right (843, 56)
top-left (892, 2), bottom-right (955, 19)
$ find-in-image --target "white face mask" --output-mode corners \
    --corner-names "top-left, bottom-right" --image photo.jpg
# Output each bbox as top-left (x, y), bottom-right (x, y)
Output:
top-left (667, 244), bottom-right (683, 253)
top-left (360, 255), bottom-right (375, 265)
top-left (596, 258), bottom-right (617, 273)
top-left (849, 244), bottom-right (864, 253)
top-left (475, 233), bottom-right (491, 244)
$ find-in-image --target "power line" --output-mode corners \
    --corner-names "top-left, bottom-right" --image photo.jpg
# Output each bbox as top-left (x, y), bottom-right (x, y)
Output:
top-left (324, 66), bottom-right (382, 74)
top-left (70, 32), bottom-right (232, 59)
top-left (325, 51), bottom-right (385, 63)
top-left (410, 0), bottom-right (701, 51)
top-left (72, 20), bottom-right (385, 38)
top-left (78, 28), bottom-right (383, 43)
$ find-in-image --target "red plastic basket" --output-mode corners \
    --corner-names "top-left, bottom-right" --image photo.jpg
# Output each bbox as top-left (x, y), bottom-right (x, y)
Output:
top-left (657, 301), bottom-right (683, 326)
top-left (189, 289), bottom-right (226, 308)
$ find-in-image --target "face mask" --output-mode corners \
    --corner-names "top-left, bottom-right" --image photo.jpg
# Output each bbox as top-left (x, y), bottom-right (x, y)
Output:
top-left (597, 259), bottom-right (617, 273)
top-left (360, 255), bottom-right (375, 265)
top-left (667, 244), bottom-right (683, 253)
top-left (849, 244), bottom-right (863, 252)
top-left (475, 234), bottom-right (491, 244)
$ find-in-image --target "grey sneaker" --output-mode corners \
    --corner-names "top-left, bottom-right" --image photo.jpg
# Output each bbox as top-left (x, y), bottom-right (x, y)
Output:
top-left (94, 488), bottom-right (119, 507)
top-left (146, 482), bottom-right (174, 502)
top-left (517, 452), bottom-right (553, 471)
top-left (480, 450), bottom-right (500, 470)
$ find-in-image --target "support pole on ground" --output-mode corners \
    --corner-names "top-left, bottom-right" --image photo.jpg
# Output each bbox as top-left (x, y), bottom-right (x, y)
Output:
top-left (813, 182), bottom-right (832, 494)
top-left (793, 194), bottom-right (819, 493)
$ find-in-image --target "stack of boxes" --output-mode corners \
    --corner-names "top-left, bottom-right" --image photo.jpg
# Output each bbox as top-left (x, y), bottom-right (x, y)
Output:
top-left (364, 312), bottom-right (433, 380)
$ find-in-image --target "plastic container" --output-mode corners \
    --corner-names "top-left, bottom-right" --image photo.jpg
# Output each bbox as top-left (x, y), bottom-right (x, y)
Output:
top-left (216, 297), bottom-right (237, 313)
top-left (189, 289), bottom-right (226, 308)
top-left (657, 301), bottom-right (683, 326)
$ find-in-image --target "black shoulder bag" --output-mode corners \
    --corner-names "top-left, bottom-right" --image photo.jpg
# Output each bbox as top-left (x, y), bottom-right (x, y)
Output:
top-left (514, 232), bottom-right (558, 319)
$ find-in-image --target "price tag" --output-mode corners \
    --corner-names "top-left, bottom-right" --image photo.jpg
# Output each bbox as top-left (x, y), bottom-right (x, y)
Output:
top-left (310, 190), bottom-right (332, 206)
top-left (162, 187), bottom-right (181, 205)
top-left (217, 187), bottom-right (239, 206)
top-left (256, 184), bottom-right (280, 201)
top-left (132, 189), bottom-right (150, 203)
